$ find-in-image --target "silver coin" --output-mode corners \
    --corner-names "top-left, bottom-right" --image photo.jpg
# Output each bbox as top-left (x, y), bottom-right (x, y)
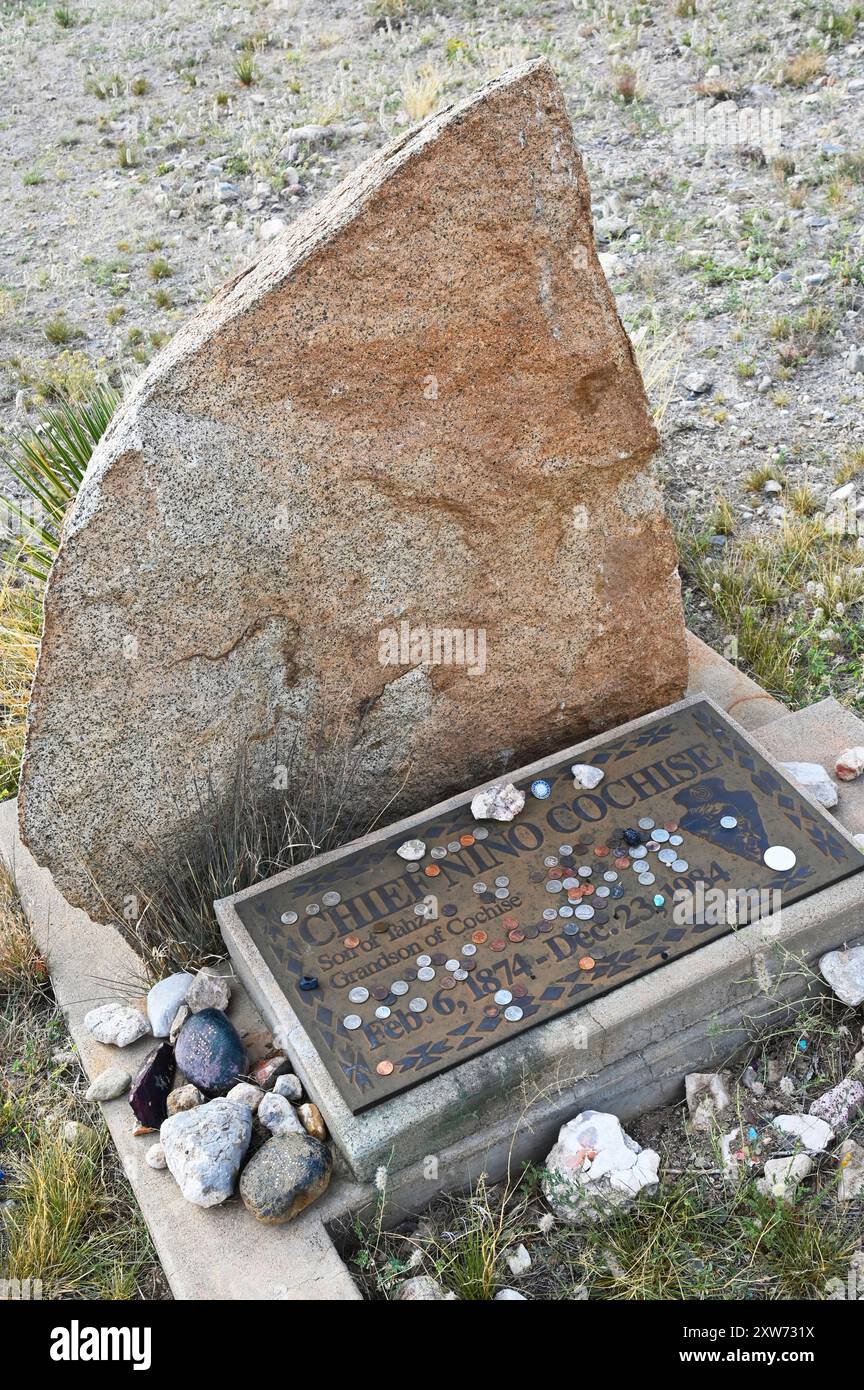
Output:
top-left (374, 1005), bottom-right (391, 1020)
top-left (564, 922), bottom-right (580, 936)
top-left (504, 1005), bottom-right (524, 1022)
top-left (558, 905), bottom-right (574, 918)
top-left (558, 844), bottom-right (573, 856)
top-left (462, 943), bottom-right (477, 957)
top-left (348, 986), bottom-right (369, 1004)
top-left (494, 875), bottom-right (510, 888)
top-left (445, 959), bottom-right (460, 972)
top-left (413, 904), bottom-right (429, 916)
top-left (495, 887), bottom-right (509, 899)
top-left (658, 847), bottom-right (677, 865)
top-left (390, 980), bottom-right (409, 996)
top-left (603, 870), bottom-right (618, 882)
top-left (447, 840), bottom-right (462, 853)
top-left (629, 845), bottom-right (647, 859)
top-left (720, 815), bottom-right (738, 830)
top-left (544, 855), bottom-right (559, 868)
top-left (453, 969), bottom-right (468, 981)
top-left (671, 859), bottom-right (689, 873)
top-left (416, 954), bottom-right (432, 967)
top-left (431, 846), bottom-right (447, 859)
top-left (764, 844), bottom-right (796, 872)
top-left (417, 966), bottom-right (435, 982)
top-left (494, 989), bottom-right (513, 1005)
top-left (306, 902), bottom-right (320, 915)
top-left (578, 864), bottom-right (593, 877)
top-left (574, 903), bottom-right (595, 920)
top-left (280, 910), bottom-right (298, 925)
top-left (638, 873), bottom-right (656, 886)
top-left (638, 817), bottom-right (655, 830)
top-left (473, 827), bottom-right (489, 840)
top-left (473, 882), bottom-right (487, 894)
top-left (546, 880), bottom-right (563, 893)
top-left (543, 907), bottom-right (558, 921)
top-left (653, 828), bottom-right (670, 843)
top-left (595, 885), bottom-right (611, 898)
top-left (343, 1014), bottom-right (362, 1030)
top-left (409, 996), bottom-right (427, 1013)
top-left (669, 834), bottom-right (683, 846)
top-left (562, 875), bottom-right (579, 889)
top-left (321, 891), bottom-right (342, 907)
top-left (406, 862), bottom-right (420, 873)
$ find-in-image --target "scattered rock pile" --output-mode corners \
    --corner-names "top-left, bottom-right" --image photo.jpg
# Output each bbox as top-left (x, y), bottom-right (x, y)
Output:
top-left (83, 966), bottom-right (331, 1223)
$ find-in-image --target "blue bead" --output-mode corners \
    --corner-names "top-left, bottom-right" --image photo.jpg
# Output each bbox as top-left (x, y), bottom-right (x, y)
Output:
top-left (299, 975), bottom-right (319, 991)
top-left (531, 779), bottom-right (551, 800)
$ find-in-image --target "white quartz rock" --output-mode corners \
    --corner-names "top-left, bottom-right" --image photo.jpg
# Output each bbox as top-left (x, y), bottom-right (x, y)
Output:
top-left (258, 1091), bottom-right (305, 1136)
top-left (542, 1110), bottom-right (659, 1224)
top-left (780, 761), bottom-right (838, 809)
top-left (160, 1099), bottom-right (251, 1207)
top-left (571, 764), bottom-right (604, 790)
top-left (756, 1154), bottom-right (813, 1200)
top-left (84, 1001), bottom-right (150, 1048)
top-left (396, 839), bottom-right (426, 861)
top-left (470, 782), bottom-right (525, 822)
top-left (773, 1113), bottom-right (834, 1153)
top-left (147, 972), bottom-right (194, 1037)
top-left (685, 1071), bottom-right (732, 1131)
top-left (820, 945), bottom-right (864, 1007)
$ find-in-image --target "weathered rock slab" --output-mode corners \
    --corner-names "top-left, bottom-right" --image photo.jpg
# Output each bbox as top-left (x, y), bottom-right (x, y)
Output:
top-left (20, 58), bottom-right (686, 917)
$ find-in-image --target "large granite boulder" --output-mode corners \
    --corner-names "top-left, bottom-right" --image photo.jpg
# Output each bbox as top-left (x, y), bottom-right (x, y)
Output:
top-left (20, 59), bottom-right (686, 916)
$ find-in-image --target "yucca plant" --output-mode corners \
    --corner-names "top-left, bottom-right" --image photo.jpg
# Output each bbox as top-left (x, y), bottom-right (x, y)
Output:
top-left (1, 385), bottom-right (119, 582)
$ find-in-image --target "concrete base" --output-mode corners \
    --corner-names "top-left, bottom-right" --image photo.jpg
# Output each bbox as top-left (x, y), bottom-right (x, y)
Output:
top-left (4, 631), bottom-right (864, 1299)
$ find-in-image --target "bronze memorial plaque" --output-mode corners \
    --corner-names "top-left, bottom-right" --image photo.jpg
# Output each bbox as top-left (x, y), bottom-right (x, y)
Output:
top-left (232, 700), bottom-right (862, 1114)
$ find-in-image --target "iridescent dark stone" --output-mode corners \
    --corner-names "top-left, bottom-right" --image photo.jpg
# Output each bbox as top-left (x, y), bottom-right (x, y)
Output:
top-left (174, 1008), bottom-right (246, 1096)
top-left (623, 828), bottom-right (642, 846)
top-left (129, 1042), bottom-right (175, 1128)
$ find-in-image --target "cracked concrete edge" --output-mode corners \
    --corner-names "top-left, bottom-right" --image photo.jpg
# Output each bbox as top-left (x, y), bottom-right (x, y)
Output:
top-left (0, 797), bottom-right (361, 1302)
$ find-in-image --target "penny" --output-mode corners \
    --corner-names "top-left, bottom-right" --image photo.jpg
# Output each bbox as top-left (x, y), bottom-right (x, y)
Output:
top-left (390, 980), bottom-right (409, 996)
top-left (593, 911), bottom-right (609, 926)
top-left (490, 939), bottom-right (506, 952)
top-left (409, 997), bottom-right (427, 1012)
top-left (512, 984), bottom-right (528, 999)
top-left (502, 915), bottom-right (519, 930)
top-left (376, 1060), bottom-right (394, 1076)
top-left (494, 989), bottom-right (513, 1005)
top-left (720, 815), bottom-right (738, 830)
top-left (462, 958), bottom-right (476, 971)
top-left (504, 1006), bottom-right (524, 1022)
top-left (582, 884), bottom-right (595, 896)
top-left (371, 986), bottom-right (390, 1001)
top-left (417, 966), bottom-right (435, 982)
top-left (614, 857), bottom-right (630, 869)
top-left (665, 822), bottom-right (678, 832)
top-left (509, 929), bottom-right (525, 943)
top-left (578, 956), bottom-right (596, 971)
top-left (417, 954), bottom-right (432, 967)
top-left (593, 845), bottom-right (610, 857)
top-left (431, 953), bottom-right (447, 966)
top-left (375, 1006), bottom-right (391, 1019)
top-left (484, 1005), bottom-right (499, 1018)
top-left (343, 1014), bottom-right (362, 1030)
top-left (538, 921), bottom-right (554, 933)
top-left (764, 844), bottom-right (796, 872)
top-left (404, 970), bottom-right (417, 981)
top-left (322, 890), bottom-right (342, 907)
top-left (425, 864), bottom-right (440, 877)
top-left (280, 910), bottom-right (298, 925)
top-left (523, 925), bottom-right (539, 939)
top-left (374, 920), bottom-right (391, 933)
top-left (439, 975), bottom-right (456, 989)
top-left (459, 834), bottom-right (475, 847)
top-left (348, 987), bottom-right (369, 1004)
top-left (344, 934), bottom-right (360, 949)
top-left (472, 930), bottom-right (488, 945)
